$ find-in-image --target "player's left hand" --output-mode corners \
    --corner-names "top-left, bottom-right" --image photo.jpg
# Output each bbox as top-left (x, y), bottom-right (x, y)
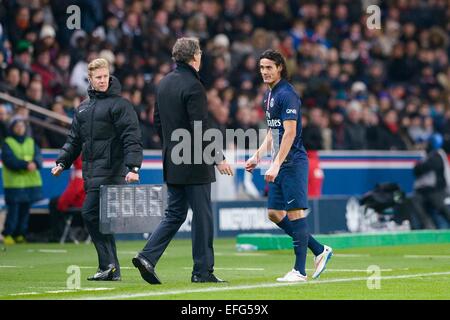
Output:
top-left (264, 163), bottom-right (280, 183)
top-left (125, 172), bottom-right (139, 183)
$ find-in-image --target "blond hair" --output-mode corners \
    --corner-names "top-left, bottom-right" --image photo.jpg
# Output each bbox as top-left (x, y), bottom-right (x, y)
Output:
top-left (87, 58), bottom-right (109, 77)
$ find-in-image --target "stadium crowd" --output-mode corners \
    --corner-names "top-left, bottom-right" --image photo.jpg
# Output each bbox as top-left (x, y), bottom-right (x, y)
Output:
top-left (1, 0), bottom-right (450, 152)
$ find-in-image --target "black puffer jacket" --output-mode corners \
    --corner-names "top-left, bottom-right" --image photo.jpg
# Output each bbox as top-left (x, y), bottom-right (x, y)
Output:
top-left (57, 76), bottom-right (143, 191)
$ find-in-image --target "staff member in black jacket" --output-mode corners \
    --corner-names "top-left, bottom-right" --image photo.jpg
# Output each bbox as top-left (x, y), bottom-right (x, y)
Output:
top-left (132, 37), bottom-right (233, 285)
top-left (51, 58), bottom-right (143, 281)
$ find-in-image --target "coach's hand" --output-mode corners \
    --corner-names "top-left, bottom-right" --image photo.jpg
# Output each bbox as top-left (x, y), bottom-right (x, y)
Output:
top-left (217, 160), bottom-right (234, 176)
top-left (51, 164), bottom-right (64, 176)
top-left (125, 172), bottom-right (139, 183)
top-left (245, 155), bottom-right (259, 173)
top-left (264, 163), bottom-right (280, 183)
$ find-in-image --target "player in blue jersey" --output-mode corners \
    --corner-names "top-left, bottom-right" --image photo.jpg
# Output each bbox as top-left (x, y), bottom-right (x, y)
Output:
top-left (245, 50), bottom-right (332, 282)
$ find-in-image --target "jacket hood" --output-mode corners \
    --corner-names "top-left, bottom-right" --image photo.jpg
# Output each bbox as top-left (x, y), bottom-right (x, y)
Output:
top-left (88, 75), bottom-right (122, 99)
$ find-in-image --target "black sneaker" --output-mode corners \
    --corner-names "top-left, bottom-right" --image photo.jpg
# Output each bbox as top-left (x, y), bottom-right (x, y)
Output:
top-left (87, 264), bottom-right (121, 281)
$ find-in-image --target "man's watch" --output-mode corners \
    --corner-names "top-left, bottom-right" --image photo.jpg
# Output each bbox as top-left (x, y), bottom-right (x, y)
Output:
top-left (130, 167), bottom-right (140, 174)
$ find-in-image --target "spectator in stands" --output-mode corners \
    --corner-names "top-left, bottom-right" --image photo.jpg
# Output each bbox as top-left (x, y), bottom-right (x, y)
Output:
top-left (6, 6), bottom-right (30, 48)
top-left (0, 104), bottom-right (10, 145)
top-left (12, 40), bottom-right (33, 73)
top-left (378, 109), bottom-right (407, 150)
top-left (48, 155), bottom-right (85, 243)
top-left (31, 47), bottom-right (57, 97)
top-left (38, 24), bottom-right (59, 61)
top-left (70, 50), bottom-right (98, 97)
top-left (52, 51), bottom-right (71, 97)
top-left (24, 78), bottom-right (48, 146)
top-left (302, 107), bottom-right (323, 151)
top-left (344, 101), bottom-right (367, 149)
top-left (1, 116), bottom-right (43, 245)
top-left (330, 108), bottom-right (346, 149)
top-left (44, 97), bottom-right (70, 148)
top-left (0, 65), bottom-right (22, 98)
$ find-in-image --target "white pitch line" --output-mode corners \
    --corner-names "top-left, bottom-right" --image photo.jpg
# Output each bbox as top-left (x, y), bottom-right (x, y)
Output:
top-left (8, 292), bottom-right (39, 296)
top-left (0, 265), bottom-right (19, 268)
top-left (78, 288), bottom-right (115, 292)
top-left (27, 249), bottom-right (68, 253)
top-left (38, 249), bottom-right (67, 253)
top-left (304, 268), bottom-right (410, 272)
top-left (7, 288), bottom-right (114, 297)
top-left (182, 267), bottom-right (403, 272)
top-left (404, 255), bottom-right (450, 259)
top-left (80, 271), bottom-right (450, 300)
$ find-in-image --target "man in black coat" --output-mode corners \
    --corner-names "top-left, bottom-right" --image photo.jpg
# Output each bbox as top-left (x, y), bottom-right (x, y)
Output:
top-left (51, 58), bottom-right (143, 281)
top-left (132, 37), bottom-right (233, 285)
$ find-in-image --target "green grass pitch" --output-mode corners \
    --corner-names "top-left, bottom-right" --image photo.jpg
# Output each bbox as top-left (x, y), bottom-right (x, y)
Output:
top-left (0, 238), bottom-right (449, 300)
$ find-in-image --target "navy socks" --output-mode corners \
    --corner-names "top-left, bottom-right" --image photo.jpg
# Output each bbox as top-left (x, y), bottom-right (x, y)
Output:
top-left (290, 218), bottom-right (308, 276)
top-left (276, 215), bottom-right (324, 256)
top-left (308, 235), bottom-right (325, 256)
top-left (276, 215), bottom-right (293, 236)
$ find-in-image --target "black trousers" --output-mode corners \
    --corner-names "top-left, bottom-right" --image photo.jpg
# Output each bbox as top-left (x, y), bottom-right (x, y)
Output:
top-left (140, 183), bottom-right (214, 277)
top-left (82, 190), bottom-right (120, 275)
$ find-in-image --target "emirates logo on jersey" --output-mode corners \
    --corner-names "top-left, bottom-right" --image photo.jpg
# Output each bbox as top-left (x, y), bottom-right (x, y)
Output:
top-left (267, 119), bottom-right (281, 127)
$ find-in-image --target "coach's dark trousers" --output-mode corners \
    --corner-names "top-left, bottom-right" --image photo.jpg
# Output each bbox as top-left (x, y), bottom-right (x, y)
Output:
top-left (140, 183), bottom-right (214, 277)
top-left (82, 190), bottom-right (121, 275)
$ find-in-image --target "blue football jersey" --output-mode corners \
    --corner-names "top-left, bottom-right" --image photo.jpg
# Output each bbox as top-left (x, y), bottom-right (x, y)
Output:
top-left (263, 79), bottom-right (307, 164)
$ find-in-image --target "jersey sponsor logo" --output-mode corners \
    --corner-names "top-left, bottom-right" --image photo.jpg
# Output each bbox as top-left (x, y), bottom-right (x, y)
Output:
top-left (286, 109), bottom-right (297, 114)
top-left (267, 119), bottom-right (281, 127)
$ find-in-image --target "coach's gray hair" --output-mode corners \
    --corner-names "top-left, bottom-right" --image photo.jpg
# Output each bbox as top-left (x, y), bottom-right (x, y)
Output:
top-left (172, 37), bottom-right (200, 64)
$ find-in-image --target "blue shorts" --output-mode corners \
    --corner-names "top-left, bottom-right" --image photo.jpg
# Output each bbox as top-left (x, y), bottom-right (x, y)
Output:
top-left (268, 161), bottom-right (308, 211)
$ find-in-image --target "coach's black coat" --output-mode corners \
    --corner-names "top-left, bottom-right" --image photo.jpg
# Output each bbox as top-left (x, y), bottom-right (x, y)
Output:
top-left (57, 76), bottom-right (143, 191)
top-left (155, 62), bottom-right (219, 185)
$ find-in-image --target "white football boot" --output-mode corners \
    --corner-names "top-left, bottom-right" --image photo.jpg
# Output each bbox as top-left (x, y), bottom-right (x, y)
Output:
top-left (312, 245), bottom-right (333, 279)
top-left (276, 269), bottom-right (308, 282)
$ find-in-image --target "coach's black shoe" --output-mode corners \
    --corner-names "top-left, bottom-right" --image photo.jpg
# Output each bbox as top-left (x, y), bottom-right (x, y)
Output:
top-left (191, 273), bottom-right (227, 283)
top-left (132, 254), bottom-right (161, 285)
top-left (87, 264), bottom-right (121, 281)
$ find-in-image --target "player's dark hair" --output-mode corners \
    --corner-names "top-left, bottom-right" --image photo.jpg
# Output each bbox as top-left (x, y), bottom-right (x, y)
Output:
top-left (259, 49), bottom-right (288, 79)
